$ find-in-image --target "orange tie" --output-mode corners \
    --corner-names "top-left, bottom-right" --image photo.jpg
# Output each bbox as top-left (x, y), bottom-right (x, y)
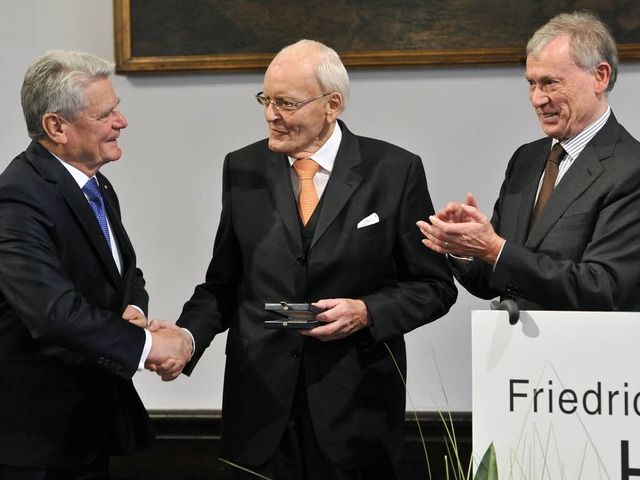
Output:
top-left (293, 158), bottom-right (320, 226)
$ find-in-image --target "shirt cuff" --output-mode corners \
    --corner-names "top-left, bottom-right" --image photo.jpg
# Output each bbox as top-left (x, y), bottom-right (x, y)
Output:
top-left (138, 329), bottom-right (152, 371)
top-left (448, 254), bottom-right (474, 261)
top-left (181, 328), bottom-right (196, 356)
top-left (492, 240), bottom-right (507, 271)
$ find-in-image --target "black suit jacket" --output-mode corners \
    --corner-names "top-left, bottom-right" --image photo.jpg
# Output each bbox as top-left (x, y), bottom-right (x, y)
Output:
top-left (0, 141), bottom-right (153, 468)
top-left (177, 121), bottom-right (457, 468)
top-left (451, 113), bottom-right (640, 310)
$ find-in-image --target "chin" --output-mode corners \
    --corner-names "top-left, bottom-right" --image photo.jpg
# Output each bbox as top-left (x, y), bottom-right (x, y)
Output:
top-left (104, 147), bottom-right (123, 160)
top-left (268, 140), bottom-right (288, 153)
top-left (540, 124), bottom-right (560, 138)
top-left (101, 154), bottom-right (122, 164)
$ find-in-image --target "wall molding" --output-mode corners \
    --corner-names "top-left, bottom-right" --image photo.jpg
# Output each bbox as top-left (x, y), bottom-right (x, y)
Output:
top-left (111, 410), bottom-right (472, 479)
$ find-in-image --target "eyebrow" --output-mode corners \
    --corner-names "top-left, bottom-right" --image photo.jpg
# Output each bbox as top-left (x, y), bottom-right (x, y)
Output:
top-left (525, 74), bottom-right (555, 83)
top-left (97, 98), bottom-right (121, 118)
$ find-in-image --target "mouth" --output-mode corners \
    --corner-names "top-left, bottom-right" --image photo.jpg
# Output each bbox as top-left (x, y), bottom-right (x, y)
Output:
top-left (269, 126), bottom-right (288, 135)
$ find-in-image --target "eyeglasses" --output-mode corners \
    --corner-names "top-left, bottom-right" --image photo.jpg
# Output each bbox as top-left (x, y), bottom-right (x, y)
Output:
top-left (255, 91), bottom-right (331, 112)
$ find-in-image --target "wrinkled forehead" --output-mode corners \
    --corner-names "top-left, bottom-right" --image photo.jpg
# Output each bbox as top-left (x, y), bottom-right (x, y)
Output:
top-left (264, 51), bottom-right (321, 94)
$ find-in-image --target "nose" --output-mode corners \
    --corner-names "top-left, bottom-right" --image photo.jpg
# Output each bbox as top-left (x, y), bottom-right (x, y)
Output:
top-left (530, 85), bottom-right (548, 108)
top-left (113, 108), bottom-right (128, 129)
top-left (264, 102), bottom-right (281, 122)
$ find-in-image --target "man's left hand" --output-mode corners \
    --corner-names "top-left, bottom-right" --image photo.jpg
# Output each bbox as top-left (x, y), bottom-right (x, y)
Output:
top-left (417, 192), bottom-right (505, 265)
top-left (300, 298), bottom-right (371, 342)
top-left (122, 305), bottom-right (148, 328)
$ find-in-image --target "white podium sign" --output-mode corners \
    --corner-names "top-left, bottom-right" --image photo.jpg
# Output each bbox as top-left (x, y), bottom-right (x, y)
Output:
top-left (472, 310), bottom-right (640, 479)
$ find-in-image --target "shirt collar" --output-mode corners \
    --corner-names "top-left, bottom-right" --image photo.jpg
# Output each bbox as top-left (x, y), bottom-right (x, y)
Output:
top-left (288, 122), bottom-right (342, 173)
top-left (556, 105), bottom-right (611, 159)
top-left (52, 154), bottom-right (95, 189)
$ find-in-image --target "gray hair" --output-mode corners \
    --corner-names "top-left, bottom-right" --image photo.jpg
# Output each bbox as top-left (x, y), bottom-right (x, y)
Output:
top-left (21, 50), bottom-right (115, 139)
top-left (279, 39), bottom-right (350, 110)
top-left (527, 11), bottom-right (618, 93)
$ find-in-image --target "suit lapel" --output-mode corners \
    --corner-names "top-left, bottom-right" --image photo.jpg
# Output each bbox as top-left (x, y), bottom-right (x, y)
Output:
top-left (26, 142), bottom-right (123, 288)
top-left (98, 173), bottom-right (135, 276)
top-left (267, 122), bottom-right (363, 249)
top-left (525, 147), bottom-right (604, 249)
top-left (515, 141), bottom-right (550, 245)
top-left (269, 151), bottom-right (302, 245)
top-left (525, 116), bottom-right (618, 249)
top-left (312, 123), bottom-right (363, 249)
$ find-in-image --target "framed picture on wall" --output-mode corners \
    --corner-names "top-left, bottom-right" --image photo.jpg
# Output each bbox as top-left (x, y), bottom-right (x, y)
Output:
top-left (114, 0), bottom-right (640, 73)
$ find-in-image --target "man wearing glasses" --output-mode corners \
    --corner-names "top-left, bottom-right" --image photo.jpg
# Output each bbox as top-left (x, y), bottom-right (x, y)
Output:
top-left (166, 39), bottom-right (456, 479)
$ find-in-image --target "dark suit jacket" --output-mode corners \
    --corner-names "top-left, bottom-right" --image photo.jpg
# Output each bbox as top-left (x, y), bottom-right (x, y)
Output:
top-left (451, 113), bottom-right (640, 310)
top-left (0, 141), bottom-right (153, 468)
top-left (177, 121), bottom-right (457, 468)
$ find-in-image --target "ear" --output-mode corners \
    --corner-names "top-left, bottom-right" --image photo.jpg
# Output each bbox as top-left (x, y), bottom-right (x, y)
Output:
top-left (325, 92), bottom-right (343, 122)
top-left (593, 62), bottom-right (611, 95)
top-left (41, 113), bottom-right (69, 145)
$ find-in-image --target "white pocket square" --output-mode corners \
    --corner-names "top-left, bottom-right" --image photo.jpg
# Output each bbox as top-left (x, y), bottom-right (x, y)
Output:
top-left (357, 213), bottom-right (379, 229)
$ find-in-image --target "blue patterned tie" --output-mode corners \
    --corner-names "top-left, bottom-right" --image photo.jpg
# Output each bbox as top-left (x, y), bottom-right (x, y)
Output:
top-left (82, 177), bottom-right (111, 246)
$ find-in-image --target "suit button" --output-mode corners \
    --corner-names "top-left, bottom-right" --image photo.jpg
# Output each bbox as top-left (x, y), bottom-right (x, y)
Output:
top-left (296, 256), bottom-right (306, 266)
top-left (291, 348), bottom-right (301, 358)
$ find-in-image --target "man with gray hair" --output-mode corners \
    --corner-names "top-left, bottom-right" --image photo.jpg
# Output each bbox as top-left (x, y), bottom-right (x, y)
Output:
top-left (419, 11), bottom-right (640, 311)
top-left (160, 39), bottom-right (456, 479)
top-left (0, 50), bottom-right (191, 479)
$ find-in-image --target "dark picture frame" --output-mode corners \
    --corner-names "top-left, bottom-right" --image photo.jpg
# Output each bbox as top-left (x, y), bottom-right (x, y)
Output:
top-left (114, 0), bottom-right (640, 74)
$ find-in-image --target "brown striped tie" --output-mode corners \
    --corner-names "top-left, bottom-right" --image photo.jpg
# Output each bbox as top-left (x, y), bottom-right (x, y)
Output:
top-left (530, 143), bottom-right (566, 228)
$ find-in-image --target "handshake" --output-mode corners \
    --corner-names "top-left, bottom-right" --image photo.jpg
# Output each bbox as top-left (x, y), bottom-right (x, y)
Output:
top-left (145, 319), bottom-right (193, 382)
top-left (121, 306), bottom-right (192, 381)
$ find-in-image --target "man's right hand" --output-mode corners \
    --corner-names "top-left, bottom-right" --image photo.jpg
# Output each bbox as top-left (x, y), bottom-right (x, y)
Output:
top-left (145, 320), bottom-right (193, 381)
